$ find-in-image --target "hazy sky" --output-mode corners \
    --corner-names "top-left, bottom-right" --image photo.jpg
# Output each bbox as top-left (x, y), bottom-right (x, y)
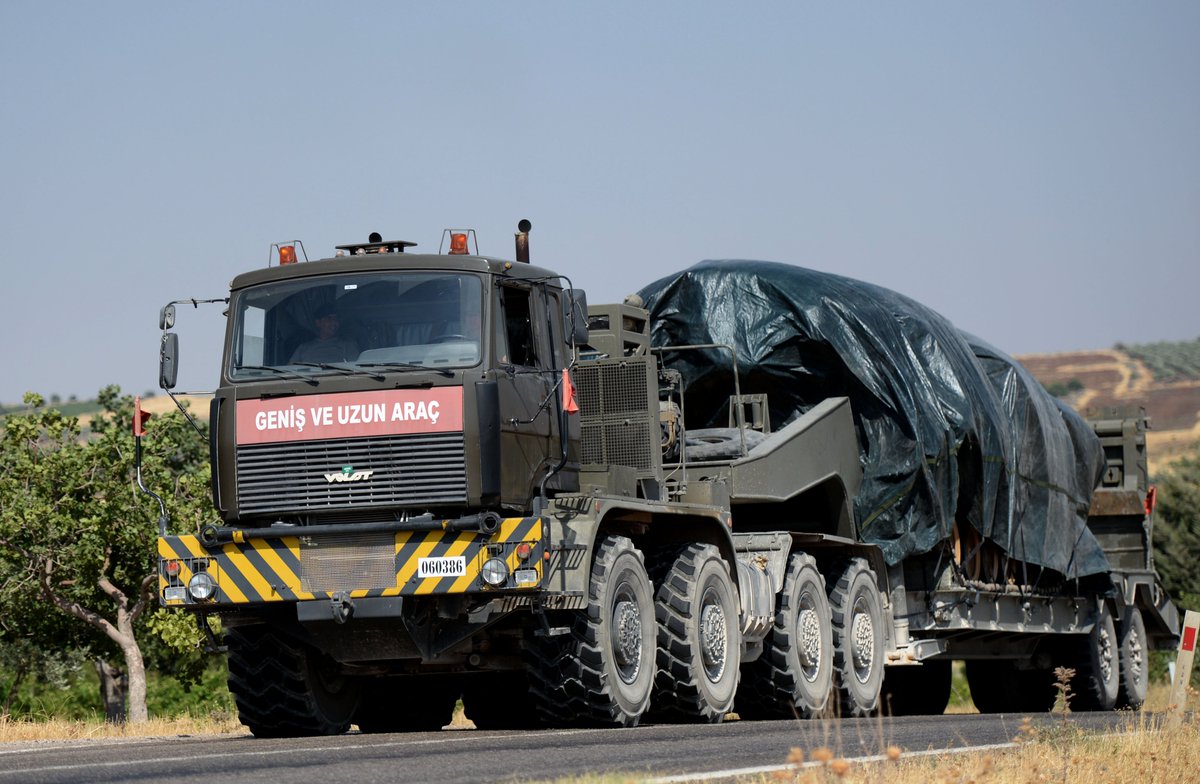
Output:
top-left (2, 2), bottom-right (1197, 403)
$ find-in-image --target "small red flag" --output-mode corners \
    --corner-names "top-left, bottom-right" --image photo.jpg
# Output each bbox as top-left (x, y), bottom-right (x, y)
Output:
top-left (132, 396), bottom-right (152, 437)
top-left (562, 368), bottom-right (579, 415)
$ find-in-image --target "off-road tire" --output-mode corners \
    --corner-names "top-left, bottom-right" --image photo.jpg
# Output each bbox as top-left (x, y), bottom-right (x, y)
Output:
top-left (355, 675), bottom-right (460, 733)
top-left (828, 558), bottom-right (884, 717)
top-left (226, 626), bottom-right (360, 737)
top-left (1116, 607), bottom-right (1148, 710)
top-left (737, 552), bottom-right (833, 719)
top-left (652, 544), bottom-right (741, 723)
top-left (881, 659), bottom-right (952, 716)
top-left (525, 535), bottom-right (655, 727)
top-left (1073, 604), bottom-right (1119, 711)
top-left (965, 660), bottom-right (1056, 713)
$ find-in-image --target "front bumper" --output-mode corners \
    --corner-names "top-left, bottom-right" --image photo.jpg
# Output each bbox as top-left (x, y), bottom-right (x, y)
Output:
top-left (158, 516), bottom-right (544, 608)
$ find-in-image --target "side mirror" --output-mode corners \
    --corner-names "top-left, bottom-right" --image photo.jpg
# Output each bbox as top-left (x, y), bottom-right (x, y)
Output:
top-left (160, 304), bottom-right (176, 331)
top-left (159, 333), bottom-right (179, 390)
top-left (564, 289), bottom-right (589, 345)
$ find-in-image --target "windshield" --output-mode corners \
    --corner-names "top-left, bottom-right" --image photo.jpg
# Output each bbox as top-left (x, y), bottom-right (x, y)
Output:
top-left (228, 271), bottom-right (483, 380)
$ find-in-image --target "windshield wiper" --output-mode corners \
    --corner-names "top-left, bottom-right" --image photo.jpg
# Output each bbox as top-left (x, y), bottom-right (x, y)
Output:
top-left (292, 362), bottom-right (386, 381)
top-left (237, 365), bottom-right (319, 385)
top-left (357, 361), bottom-right (454, 378)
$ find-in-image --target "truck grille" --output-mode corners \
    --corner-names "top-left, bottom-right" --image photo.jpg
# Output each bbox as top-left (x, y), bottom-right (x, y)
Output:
top-left (236, 433), bottom-right (467, 515)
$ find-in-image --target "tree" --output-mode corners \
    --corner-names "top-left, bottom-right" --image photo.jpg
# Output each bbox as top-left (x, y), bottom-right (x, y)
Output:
top-left (1152, 449), bottom-right (1200, 611)
top-left (0, 387), bottom-right (210, 722)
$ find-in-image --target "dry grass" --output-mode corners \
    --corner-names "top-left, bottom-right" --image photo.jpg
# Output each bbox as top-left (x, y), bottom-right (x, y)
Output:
top-left (753, 712), bottom-right (1199, 784)
top-left (0, 714), bottom-right (243, 743)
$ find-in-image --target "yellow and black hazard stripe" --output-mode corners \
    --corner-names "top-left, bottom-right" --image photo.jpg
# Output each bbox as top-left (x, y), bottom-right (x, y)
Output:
top-left (158, 516), bottom-right (543, 607)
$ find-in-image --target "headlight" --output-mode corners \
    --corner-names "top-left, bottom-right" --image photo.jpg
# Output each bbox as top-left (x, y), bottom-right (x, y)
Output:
top-left (188, 571), bottom-right (217, 601)
top-left (480, 557), bottom-right (509, 587)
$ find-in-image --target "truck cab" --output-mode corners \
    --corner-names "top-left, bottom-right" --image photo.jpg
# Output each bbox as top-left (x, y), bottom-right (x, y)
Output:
top-left (203, 233), bottom-right (584, 527)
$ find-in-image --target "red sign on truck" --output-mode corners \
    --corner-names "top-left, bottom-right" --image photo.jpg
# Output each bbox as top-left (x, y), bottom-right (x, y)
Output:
top-left (236, 388), bottom-right (464, 445)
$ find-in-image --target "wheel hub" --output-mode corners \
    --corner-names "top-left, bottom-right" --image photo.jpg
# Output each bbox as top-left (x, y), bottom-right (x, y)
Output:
top-left (613, 599), bottom-right (643, 683)
top-left (798, 604), bottom-right (822, 681)
top-left (1128, 628), bottom-right (1143, 679)
top-left (851, 602), bottom-right (875, 682)
top-left (700, 602), bottom-right (728, 681)
top-left (1098, 624), bottom-right (1113, 682)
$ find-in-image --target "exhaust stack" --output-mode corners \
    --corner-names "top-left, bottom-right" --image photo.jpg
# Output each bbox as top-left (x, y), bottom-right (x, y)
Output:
top-left (515, 219), bottom-right (532, 263)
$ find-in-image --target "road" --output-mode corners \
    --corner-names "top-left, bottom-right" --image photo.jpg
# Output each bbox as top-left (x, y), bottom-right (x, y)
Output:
top-left (0, 712), bottom-right (1132, 784)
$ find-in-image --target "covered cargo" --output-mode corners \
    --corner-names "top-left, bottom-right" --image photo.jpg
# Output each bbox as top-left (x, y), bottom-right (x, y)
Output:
top-left (637, 260), bottom-right (1109, 578)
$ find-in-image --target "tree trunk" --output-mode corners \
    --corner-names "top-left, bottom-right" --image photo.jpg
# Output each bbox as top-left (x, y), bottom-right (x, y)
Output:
top-left (2, 661), bottom-right (30, 719)
top-left (118, 624), bottom-right (149, 724)
top-left (94, 659), bottom-right (127, 723)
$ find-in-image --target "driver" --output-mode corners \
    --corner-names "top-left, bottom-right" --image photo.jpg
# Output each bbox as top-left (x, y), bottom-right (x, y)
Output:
top-left (290, 305), bottom-right (359, 363)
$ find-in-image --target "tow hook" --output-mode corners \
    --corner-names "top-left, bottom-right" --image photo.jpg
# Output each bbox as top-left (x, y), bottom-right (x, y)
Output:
top-left (331, 592), bottom-right (355, 624)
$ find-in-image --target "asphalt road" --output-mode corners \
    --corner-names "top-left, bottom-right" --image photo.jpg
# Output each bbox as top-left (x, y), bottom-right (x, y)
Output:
top-left (0, 712), bottom-right (1132, 784)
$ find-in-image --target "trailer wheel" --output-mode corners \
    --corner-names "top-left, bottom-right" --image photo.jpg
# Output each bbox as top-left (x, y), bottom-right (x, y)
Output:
top-left (737, 552), bottom-right (832, 719)
top-left (1073, 605), bottom-right (1120, 711)
top-left (355, 675), bottom-right (460, 733)
top-left (653, 544), bottom-right (742, 722)
top-left (525, 535), bottom-right (655, 727)
top-left (881, 659), bottom-right (951, 716)
top-left (226, 626), bottom-right (360, 737)
top-left (828, 558), bottom-right (884, 717)
top-left (1116, 607), bottom-right (1148, 710)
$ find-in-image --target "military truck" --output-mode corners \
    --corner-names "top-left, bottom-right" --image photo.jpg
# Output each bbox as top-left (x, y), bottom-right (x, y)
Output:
top-left (146, 224), bottom-right (1178, 736)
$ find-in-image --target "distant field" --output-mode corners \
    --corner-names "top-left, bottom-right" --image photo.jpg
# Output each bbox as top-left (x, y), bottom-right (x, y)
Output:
top-left (1016, 339), bottom-right (1200, 474)
top-left (0, 393), bottom-right (210, 428)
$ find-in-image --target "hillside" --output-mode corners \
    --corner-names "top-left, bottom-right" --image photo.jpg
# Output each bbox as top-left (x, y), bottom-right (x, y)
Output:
top-left (1017, 339), bottom-right (1200, 475)
top-left (4, 340), bottom-right (1196, 475)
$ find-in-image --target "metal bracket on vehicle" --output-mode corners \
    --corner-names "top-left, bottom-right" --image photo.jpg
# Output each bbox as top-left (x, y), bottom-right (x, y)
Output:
top-left (330, 592), bottom-right (355, 624)
top-left (196, 613), bottom-right (227, 654)
top-left (530, 596), bottom-right (570, 637)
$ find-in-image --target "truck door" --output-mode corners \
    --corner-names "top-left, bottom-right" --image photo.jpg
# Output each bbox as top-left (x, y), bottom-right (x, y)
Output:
top-left (495, 283), bottom-right (555, 505)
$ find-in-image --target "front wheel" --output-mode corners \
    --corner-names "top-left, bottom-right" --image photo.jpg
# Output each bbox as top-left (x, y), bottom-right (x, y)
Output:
top-left (525, 535), bottom-right (655, 727)
top-left (226, 626), bottom-right (360, 737)
top-left (828, 559), bottom-right (884, 717)
top-left (653, 544), bottom-right (742, 723)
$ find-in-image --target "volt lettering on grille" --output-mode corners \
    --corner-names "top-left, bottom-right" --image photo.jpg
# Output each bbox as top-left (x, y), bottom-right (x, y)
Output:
top-left (325, 465), bottom-right (374, 483)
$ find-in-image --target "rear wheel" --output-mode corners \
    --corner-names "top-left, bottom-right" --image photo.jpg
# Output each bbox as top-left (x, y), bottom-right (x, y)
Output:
top-left (1116, 607), bottom-right (1148, 710)
top-left (828, 559), bottom-right (884, 717)
top-left (525, 535), bottom-right (655, 727)
top-left (881, 659), bottom-right (951, 716)
top-left (653, 544), bottom-right (742, 723)
top-left (1073, 605), bottom-right (1119, 711)
top-left (226, 626), bottom-right (360, 737)
top-left (738, 552), bottom-right (833, 719)
top-left (355, 675), bottom-right (460, 733)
